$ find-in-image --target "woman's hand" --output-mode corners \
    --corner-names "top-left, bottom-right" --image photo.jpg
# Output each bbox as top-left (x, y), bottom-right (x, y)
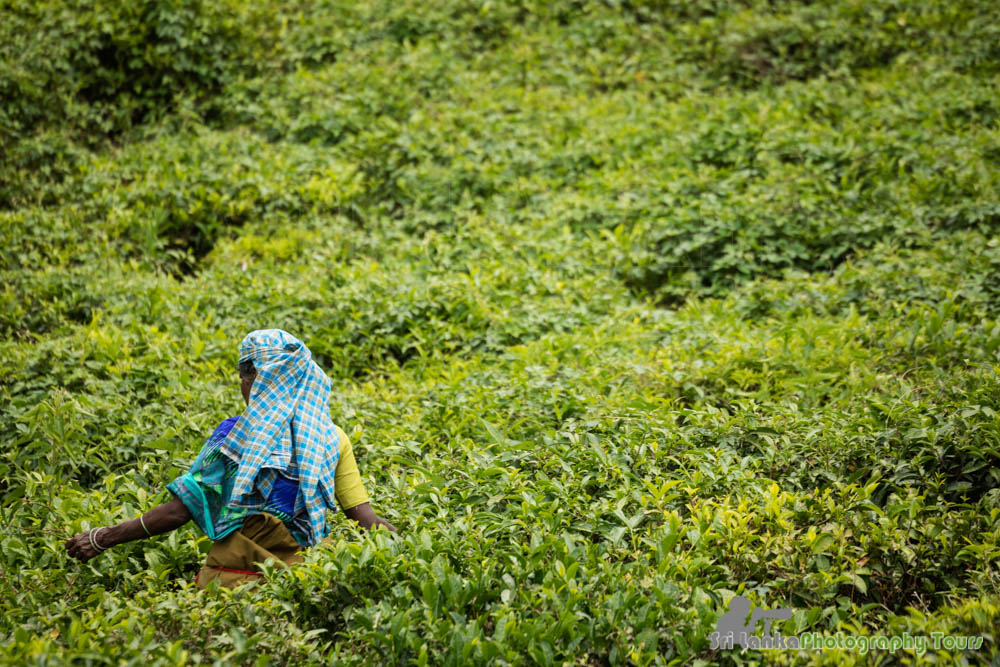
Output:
top-left (370, 514), bottom-right (397, 532)
top-left (343, 502), bottom-right (397, 532)
top-left (65, 528), bottom-right (109, 562)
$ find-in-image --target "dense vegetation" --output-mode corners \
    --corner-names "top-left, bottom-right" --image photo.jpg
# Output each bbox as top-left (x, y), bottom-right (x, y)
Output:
top-left (3, 0), bottom-right (999, 663)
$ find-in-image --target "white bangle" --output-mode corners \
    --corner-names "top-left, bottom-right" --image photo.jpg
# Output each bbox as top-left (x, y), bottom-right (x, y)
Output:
top-left (88, 528), bottom-right (105, 553)
top-left (139, 515), bottom-right (153, 537)
top-left (93, 527), bottom-right (110, 551)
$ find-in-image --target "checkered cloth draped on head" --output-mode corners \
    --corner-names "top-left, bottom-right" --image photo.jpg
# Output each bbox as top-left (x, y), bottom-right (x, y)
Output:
top-left (220, 329), bottom-right (340, 546)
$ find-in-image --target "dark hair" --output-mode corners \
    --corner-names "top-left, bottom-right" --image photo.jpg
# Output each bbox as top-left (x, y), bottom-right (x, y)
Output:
top-left (239, 359), bottom-right (257, 379)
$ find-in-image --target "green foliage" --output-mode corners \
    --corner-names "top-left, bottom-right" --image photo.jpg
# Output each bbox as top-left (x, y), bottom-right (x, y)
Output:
top-left (0, 0), bottom-right (276, 207)
top-left (3, 0), bottom-right (1000, 664)
top-left (689, 1), bottom-right (1000, 87)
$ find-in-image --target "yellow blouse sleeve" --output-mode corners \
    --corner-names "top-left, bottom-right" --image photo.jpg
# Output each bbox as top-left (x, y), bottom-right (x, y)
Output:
top-left (333, 426), bottom-right (370, 511)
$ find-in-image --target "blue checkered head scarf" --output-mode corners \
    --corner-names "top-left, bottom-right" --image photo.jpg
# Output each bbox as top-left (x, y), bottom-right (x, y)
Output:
top-left (220, 329), bottom-right (340, 545)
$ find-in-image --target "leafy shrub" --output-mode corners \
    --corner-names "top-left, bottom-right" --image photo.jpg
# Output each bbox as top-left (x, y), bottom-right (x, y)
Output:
top-left (686, 1), bottom-right (1000, 87)
top-left (0, 0), bottom-right (275, 207)
top-left (3, 0), bottom-right (1000, 664)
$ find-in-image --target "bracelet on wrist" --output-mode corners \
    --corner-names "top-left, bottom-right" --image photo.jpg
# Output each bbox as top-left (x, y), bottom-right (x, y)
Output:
top-left (88, 528), bottom-right (106, 554)
top-left (93, 526), bottom-right (110, 551)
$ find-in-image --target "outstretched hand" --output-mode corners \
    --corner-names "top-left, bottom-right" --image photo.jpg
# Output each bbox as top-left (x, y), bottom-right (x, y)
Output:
top-left (65, 529), bottom-right (107, 563)
top-left (344, 502), bottom-right (397, 532)
top-left (370, 514), bottom-right (397, 532)
top-left (65, 497), bottom-right (193, 564)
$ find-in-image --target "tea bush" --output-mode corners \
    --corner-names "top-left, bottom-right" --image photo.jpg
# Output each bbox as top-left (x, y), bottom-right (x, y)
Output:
top-left (2, 0), bottom-right (1000, 664)
top-left (0, 0), bottom-right (277, 208)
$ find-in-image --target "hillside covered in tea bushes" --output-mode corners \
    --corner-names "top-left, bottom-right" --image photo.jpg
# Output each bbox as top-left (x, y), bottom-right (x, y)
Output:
top-left (2, 0), bottom-right (1000, 664)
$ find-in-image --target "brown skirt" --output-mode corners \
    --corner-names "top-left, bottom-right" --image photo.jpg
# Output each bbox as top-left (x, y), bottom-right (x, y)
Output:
top-left (195, 513), bottom-right (304, 590)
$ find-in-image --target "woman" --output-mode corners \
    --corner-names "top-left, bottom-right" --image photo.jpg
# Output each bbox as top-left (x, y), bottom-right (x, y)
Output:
top-left (65, 329), bottom-right (395, 588)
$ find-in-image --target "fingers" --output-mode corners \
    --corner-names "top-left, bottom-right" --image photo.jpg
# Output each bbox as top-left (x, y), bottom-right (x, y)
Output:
top-left (373, 517), bottom-right (397, 532)
top-left (66, 534), bottom-right (81, 558)
top-left (65, 532), bottom-right (99, 562)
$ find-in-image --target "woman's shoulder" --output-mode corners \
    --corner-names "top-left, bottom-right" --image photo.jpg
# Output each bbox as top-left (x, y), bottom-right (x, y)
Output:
top-left (209, 416), bottom-right (241, 443)
top-left (333, 424), bottom-right (352, 452)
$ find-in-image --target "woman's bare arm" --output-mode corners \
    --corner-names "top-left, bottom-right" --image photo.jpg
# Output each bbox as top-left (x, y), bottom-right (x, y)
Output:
top-left (342, 502), bottom-right (396, 532)
top-left (65, 496), bottom-right (192, 562)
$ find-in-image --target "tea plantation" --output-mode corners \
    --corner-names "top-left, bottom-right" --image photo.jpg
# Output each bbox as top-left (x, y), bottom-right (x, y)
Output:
top-left (2, 0), bottom-right (1000, 664)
